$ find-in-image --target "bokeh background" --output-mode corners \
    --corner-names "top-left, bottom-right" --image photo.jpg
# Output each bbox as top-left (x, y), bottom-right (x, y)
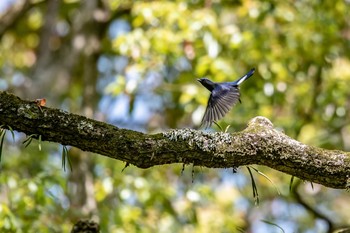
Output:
top-left (1, 0), bottom-right (350, 232)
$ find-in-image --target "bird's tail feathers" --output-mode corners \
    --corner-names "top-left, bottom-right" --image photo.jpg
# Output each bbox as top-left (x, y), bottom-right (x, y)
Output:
top-left (235, 68), bottom-right (255, 85)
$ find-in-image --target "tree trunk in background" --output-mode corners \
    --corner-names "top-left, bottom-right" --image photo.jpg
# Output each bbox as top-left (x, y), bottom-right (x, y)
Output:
top-left (29, 0), bottom-right (108, 217)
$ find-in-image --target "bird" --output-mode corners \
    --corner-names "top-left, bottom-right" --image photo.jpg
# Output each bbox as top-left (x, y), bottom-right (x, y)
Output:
top-left (197, 68), bottom-right (255, 128)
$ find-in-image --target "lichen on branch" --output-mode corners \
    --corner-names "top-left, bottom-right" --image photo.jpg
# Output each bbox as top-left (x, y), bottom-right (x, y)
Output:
top-left (0, 91), bottom-right (350, 189)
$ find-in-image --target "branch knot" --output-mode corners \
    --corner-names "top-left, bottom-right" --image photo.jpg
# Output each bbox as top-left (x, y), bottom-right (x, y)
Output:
top-left (247, 116), bottom-right (274, 129)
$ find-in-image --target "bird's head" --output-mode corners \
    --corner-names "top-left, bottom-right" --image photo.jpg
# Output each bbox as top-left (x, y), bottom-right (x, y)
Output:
top-left (197, 78), bottom-right (215, 91)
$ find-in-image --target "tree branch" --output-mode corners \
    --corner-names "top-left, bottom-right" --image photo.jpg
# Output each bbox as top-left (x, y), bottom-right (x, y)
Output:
top-left (292, 180), bottom-right (334, 232)
top-left (0, 0), bottom-right (33, 39)
top-left (0, 91), bottom-right (350, 189)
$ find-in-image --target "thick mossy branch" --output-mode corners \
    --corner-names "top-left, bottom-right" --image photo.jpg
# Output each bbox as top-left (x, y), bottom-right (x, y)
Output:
top-left (0, 91), bottom-right (350, 189)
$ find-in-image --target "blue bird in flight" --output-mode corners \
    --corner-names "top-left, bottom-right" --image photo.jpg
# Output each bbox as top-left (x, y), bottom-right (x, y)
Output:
top-left (197, 68), bottom-right (255, 128)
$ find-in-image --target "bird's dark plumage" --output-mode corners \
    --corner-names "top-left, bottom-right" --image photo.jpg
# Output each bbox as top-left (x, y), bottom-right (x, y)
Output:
top-left (198, 68), bottom-right (255, 128)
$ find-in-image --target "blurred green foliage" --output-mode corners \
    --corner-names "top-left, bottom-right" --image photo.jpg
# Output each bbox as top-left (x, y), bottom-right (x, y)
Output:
top-left (0, 0), bottom-right (350, 232)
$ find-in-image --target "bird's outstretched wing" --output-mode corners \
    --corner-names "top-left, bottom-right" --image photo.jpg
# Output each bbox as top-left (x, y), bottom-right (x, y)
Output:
top-left (200, 86), bottom-right (240, 128)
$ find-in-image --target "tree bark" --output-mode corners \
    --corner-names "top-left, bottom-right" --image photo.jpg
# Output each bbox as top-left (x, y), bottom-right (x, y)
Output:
top-left (1, 91), bottom-right (350, 189)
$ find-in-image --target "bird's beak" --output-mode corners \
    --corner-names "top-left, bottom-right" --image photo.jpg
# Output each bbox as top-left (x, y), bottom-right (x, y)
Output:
top-left (197, 79), bottom-right (201, 82)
